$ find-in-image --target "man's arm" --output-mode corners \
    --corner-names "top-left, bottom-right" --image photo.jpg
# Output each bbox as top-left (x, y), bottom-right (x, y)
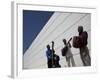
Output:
top-left (68, 38), bottom-right (72, 48)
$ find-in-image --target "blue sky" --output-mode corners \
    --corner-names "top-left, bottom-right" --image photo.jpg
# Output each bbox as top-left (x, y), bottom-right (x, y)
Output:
top-left (23, 10), bottom-right (54, 54)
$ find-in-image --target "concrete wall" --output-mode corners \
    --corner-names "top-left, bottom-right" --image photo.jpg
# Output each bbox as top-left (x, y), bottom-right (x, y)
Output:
top-left (23, 12), bottom-right (91, 69)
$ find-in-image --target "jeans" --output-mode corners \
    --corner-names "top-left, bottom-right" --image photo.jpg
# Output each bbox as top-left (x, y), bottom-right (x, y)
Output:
top-left (80, 46), bottom-right (91, 66)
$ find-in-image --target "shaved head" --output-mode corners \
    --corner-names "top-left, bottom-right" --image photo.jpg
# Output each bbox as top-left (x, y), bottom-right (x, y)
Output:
top-left (78, 26), bottom-right (83, 33)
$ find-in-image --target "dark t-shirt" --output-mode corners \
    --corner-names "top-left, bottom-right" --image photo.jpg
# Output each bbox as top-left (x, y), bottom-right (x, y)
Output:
top-left (46, 49), bottom-right (52, 61)
top-left (79, 31), bottom-right (88, 47)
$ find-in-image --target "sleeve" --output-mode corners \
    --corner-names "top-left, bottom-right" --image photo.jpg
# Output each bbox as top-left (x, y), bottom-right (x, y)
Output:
top-left (46, 51), bottom-right (49, 59)
top-left (46, 51), bottom-right (51, 59)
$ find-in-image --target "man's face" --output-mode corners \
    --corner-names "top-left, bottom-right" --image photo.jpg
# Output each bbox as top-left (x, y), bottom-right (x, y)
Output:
top-left (63, 39), bottom-right (66, 45)
top-left (47, 45), bottom-right (50, 49)
top-left (78, 26), bottom-right (83, 33)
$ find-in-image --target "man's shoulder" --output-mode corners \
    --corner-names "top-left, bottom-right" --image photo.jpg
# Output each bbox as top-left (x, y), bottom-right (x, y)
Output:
top-left (82, 31), bottom-right (88, 37)
top-left (46, 49), bottom-right (52, 52)
top-left (83, 31), bottom-right (87, 34)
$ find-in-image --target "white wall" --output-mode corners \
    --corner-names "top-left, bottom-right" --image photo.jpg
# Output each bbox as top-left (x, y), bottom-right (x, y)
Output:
top-left (0, 0), bottom-right (100, 80)
top-left (23, 12), bottom-right (91, 69)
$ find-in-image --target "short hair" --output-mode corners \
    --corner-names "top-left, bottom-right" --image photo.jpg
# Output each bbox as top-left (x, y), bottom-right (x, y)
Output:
top-left (63, 39), bottom-right (66, 42)
top-left (46, 44), bottom-right (50, 49)
top-left (78, 26), bottom-right (83, 32)
top-left (63, 39), bottom-right (67, 43)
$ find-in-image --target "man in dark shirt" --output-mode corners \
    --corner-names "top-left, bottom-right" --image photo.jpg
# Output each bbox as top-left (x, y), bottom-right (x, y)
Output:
top-left (78, 26), bottom-right (91, 66)
top-left (46, 42), bottom-right (61, 68)
top-left (46, 45), bottom-right (52, 68)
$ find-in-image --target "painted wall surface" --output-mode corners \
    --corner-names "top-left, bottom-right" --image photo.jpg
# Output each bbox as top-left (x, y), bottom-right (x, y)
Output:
top-left (23, 12), bottom-right (91, 69)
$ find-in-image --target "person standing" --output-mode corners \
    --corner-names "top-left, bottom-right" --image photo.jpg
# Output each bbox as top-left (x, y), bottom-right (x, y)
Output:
top-left (73, 26), bottom-right (91, 66)
top-left (62, 38), bottom-right (76, 67)
top-left (46, 42), bottom-right (61, 68)
top-left (46, 45), bottom-right (52, 68)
